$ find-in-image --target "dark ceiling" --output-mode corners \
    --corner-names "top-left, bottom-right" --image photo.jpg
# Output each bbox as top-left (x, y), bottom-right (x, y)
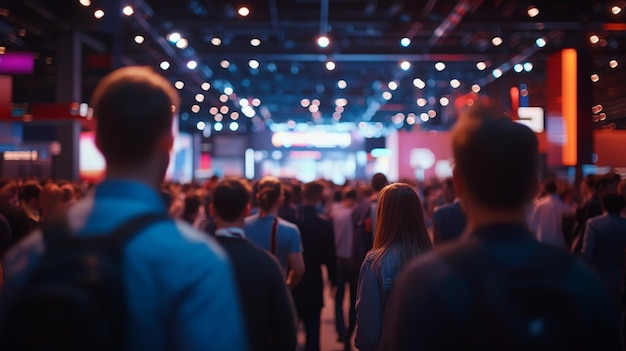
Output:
top-left (2, 0), bottom-right (626, 133)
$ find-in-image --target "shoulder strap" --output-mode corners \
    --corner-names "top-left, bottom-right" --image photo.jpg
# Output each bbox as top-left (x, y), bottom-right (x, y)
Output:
top-left (270, 217), bottom-right (278, 255)
top-left (43, 212), bottom-right (171, 252)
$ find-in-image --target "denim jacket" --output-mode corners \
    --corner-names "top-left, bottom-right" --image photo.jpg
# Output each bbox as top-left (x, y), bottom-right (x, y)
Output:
top-left (355, 245), bottom-right (404, 351)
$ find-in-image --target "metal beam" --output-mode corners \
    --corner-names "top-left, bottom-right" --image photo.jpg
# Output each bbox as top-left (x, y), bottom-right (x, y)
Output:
top-left (428, 0), bottom-right (483, 46)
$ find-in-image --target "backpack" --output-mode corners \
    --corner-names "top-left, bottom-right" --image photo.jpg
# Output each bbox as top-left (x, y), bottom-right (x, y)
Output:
top-left (441, 242), bottom-right (591, 351)
top-left (0, 212), bottom-right (169, 351)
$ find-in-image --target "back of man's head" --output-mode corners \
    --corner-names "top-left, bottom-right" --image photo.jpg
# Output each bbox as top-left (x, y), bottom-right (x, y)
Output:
top-left (302, 181), bottom-right (324, 204)
top-left (602, 193), bottom-right (625, 215)
top-left (211, 177), bottom-right (251, 222)
top-left (371, 173), bottom-right (389, 193)
top-left (91, 66), bottom-right (179, 167)
top-left (452, 103), bottom-right (539, 210)
top-left (542, 179), bottom-right (557, 195)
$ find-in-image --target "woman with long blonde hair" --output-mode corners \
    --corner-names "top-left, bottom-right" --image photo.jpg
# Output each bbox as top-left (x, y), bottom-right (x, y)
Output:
top-left (354, 182), bottom-right (432, 351)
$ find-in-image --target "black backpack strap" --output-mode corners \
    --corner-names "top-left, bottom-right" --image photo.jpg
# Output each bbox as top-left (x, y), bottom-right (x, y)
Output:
top-left (42, 212), bottom-right (171, 252)
top-left (270, 217), bottom-right (278, 255)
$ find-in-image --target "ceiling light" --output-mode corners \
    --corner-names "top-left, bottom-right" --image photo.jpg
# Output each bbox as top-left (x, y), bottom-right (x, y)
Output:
top-left (420, 113), bottom-right (429, 122)
top-left (514, 64), bottom-right (524, 73)
top-left (249, 59), bottom-right (260, 69)
top-left (250, 38), bottom-right (261, 46)
top-left (201, 82), bottom-right (211, 91)
top-left (220, 60), bottom-right (230, 68)
top-left (215, 114), bottom-right (223, 122)
top-left (610, 59), bottom-right (619, 68)
top-left (335, 98), bottom-right (348, 107)
top-left (219, 94), bottom-right (229, 103)
top-left (388, 81), bottom-right (398, 90)
top-left (527, 6), bottom-right (539, 17)
top-left (333, 112), bottom-right (342, 120)
top-left (239, 98), bottom-right (248, 107)
top-left (210, 107), bottom-right (218, 115)
top-left (591, 74), bottom-right (600, 82)
top-left (134, 35), bottom-right (144, 44)
top-left (589, 35), bottom-right (600, 44)
top-left (196, 121), bottom-right (206, 130)
top-left (435, 62), bottom-right (446, 71)
top-left (242, 106), bottom-right (256, 117)
top-left (309, 105), bottom-right (319, 113)
top-left (406, 115), bottom-right (416, 125)
top-left (326, 61), bottom-right (336, 71)
top-left (400, 37), bottom-right (411, 47)
top-left (417, 98), bottom-right (427, 107)
top-left (214, 122), bottom-right (223, 132)
top-left (311, 99), bottom-right (320, 106)
top-left (252, 98), bottom-right (261, 106)
top-left (237, 6), bottom-right (250, 17)
top-left (122, 5), bottom-right (134, 16)
top-left (492, 68), bottom-right (503, 79)
top-left (337, 80), bottom-right (347, 89)
top-left (174, 81), bottom-right (184, 89)
top-left (167, 32), bottom-right (181, 43)
top-left (191, 105), bottom-right (200, 113)
top-left (230, 122), bottom-right (239, 131)
top-left (301, 98), bottom-right (311, 107)
top-left (382, 92), bottom-right (392, 100)
top-left (160, 61), bottom-right (170, 70)
top-left (231, 112), bottom-right (240, 120)
top-left (94, 9), bottom-right (105, 19)
top-left (535, 37), bottom-right (547, 47)
top-left (492, 36), bottom-right (503, 46)
top-left (476, 61), bottom-right (487, 70)
top-left (176, 38), bottom-right (188, 49)
top-left (440, 97), bottom-right (450, 106)
top-left (450, 79), bottom-right (460, 89)
top-left (413, 78), bottom-right (426, 89)
top-left (224, 87), bottom-right (234, 95)
top-left (612, 6), bottom-right (622, 15)
top-left (195, 94), bottom-right (205, 102)
top-left (335, 106), bottom-right (344, 113)
top-left (186, 60), bottom-right (197, 70)
top-left (211, 37), bottom-right (222, 46)
top-left (400, 61), bottom-right (411, 71)
top-left (428, 110), bottom-right (437, 118)
top-left (317, 35), bottom-right (330, 48)
top-left (523, 62), bottom-right (534, 72)
top-left (79, 0), bottom-right (91, 6)
top-left (471, 84), bottom-right (481, 93)
top-left (220, 106), bottom-right (229, 114)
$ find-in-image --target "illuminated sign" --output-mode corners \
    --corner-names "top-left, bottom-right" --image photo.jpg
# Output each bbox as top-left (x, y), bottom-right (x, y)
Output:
top-left (3, 151), bottom-right (38, 161)
top-left (272, 131), bottom-right (351, 148)
top-left (516, 107), bottom-right (545, 133)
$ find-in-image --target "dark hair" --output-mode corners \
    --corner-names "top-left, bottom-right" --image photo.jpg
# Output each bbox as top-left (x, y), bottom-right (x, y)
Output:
top-left (183, 194), bottom-right (202, 220)
top-left (302, 181), bottom-right (324, 203)
top-left (372, 183), bottom-right (432, 266)
top-left (542, 179), bottom-right (557, 194)
top-left (91, 66), bottom-right (179, 166)
top-left (256, 176), bottom-right (282, 213)
top-left (593, 176), bottom-right (616, 194)
top-left (19, 182), bottom-right (42, 202)
top-left (344, 187), bottom-right (357, 200)
top-left (371, 173), bottom-right (389, 192)
top-left (212, 177), bottom-right (251, 222)
top-left (452, 104), bottom-right (539, 210)
top-left (602, 193), bottom-right (625, 214)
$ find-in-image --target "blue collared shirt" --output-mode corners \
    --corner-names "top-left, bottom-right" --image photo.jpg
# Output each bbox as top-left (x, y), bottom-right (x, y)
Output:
top-left (2, 179), bottom-right (248, 351)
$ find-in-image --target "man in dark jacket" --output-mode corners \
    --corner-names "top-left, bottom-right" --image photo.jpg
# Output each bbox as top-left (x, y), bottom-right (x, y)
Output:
top-left (211, 177), bottom-right (298, 351)
top-left (292, 181), bottom-right (337, 351)
top-left (380, 102), bottom-right (622, 351)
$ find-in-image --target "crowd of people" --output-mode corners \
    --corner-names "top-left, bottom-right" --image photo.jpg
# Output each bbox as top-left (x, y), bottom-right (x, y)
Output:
top-left (0, 66), bottom-right (625, 350)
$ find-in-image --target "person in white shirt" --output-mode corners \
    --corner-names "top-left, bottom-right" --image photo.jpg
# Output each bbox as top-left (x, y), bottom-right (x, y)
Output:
top-left (528, 179), bottom-right (575, 248)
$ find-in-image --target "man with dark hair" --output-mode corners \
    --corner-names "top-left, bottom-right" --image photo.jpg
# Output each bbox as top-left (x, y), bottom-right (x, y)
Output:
top-left (292, 181), bottom-right (337, 351)
top-left (1, 66), bottom-right (247, 350)
top-left (211, 177), bottom-right (298, 351)
top-left (581, 194), bottom-right (626, 319)
top-left (572, 174), bottom-right (617, 254)
top-left (528, 178), bottom-right (575, 248)
top-left (380, 103), bottom-right (622, 350)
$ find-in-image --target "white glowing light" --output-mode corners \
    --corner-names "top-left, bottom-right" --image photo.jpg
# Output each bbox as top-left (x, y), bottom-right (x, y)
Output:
top-left (238, 6), bottom-right (250, 17)
top-left (167, 32), bottom-right (181, 43)
top-left (413, 78), bottom-right (426, 89)
top-left (400, 61), bottom-right (411, 71)
top-left (337, 80), bottom-right (347, 89)
top-left (134, 35), bottom-right (144, 44)
top-left (450, 79), bottom-right (461, 89)
top-left (94, 9), bottom-right (105, 19)
top-left (122, 5), bottom-right (134, 16)
top-left (317, 36), bottom-right (330, 48)
top-left (435, 62), bottom-right (446, 71)
top-left (186, 60), bottom-right (198, 70)
top-left (326, 61), bottom-right (336, 71)
top-left (249, 59), bottom-right (260, 69)
top-left (174, 81), bottom-right (184, 89)
top-left (160, 61), bottom-right (170, 70)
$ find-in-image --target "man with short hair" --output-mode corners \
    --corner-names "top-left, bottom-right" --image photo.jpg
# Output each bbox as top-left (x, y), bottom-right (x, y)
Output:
top-left (292, 181), bottom-right (337, 351)
top-left (210, 177), bottom-right (298, 351)
top-left (380, 103), bottom-right (622, 350)
top-left (0, 66), bottom-right (247, 351)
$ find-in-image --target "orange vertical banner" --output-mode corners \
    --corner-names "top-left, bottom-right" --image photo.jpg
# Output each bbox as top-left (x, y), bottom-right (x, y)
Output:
top-left (562, 49), bottom-right (578, 166)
